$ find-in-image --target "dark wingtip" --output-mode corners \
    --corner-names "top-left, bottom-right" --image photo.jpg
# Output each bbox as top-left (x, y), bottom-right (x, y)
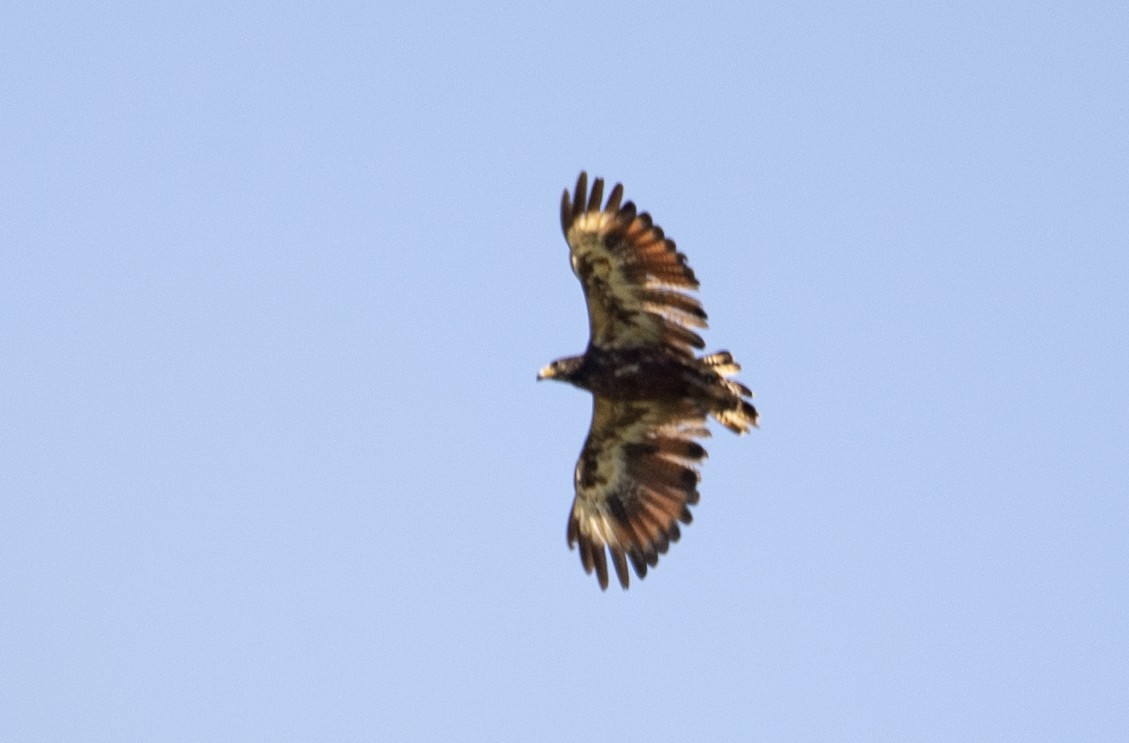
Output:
top-left (592, 545), bottom-right (609, 590)
top-left (611, 548), bottom-right (630, 589)
top-left (606, 183), bottom-right (624, 212)
top-left (560, 188), bottom-right (571, 235)
top-left (587, 176), bottom-right (604, 213)
top-left (562, 172), bottom-right (589, 234)
top-left (572, 172), bottom-right (588, 225)
top-left (628, 550), bottom-right (648, 580)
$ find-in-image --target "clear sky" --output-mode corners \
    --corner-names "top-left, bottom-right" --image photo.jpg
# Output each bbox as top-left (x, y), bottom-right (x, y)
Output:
top-left (2, 2), bottom-right (1126, 740)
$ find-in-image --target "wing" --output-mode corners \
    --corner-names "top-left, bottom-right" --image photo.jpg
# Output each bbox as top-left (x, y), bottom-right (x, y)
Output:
top-left (561, 172), bottom-right (707, 357)
top-left (567, 395), bottom-right (710, 590)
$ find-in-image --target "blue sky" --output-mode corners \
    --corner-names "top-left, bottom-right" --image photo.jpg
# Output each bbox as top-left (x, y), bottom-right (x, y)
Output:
top-left (2, 2), bottom-right (1126, 740)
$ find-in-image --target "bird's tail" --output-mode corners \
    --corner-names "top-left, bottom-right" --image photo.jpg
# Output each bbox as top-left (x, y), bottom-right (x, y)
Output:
top-left (700, 351), bottom-right (759, 435)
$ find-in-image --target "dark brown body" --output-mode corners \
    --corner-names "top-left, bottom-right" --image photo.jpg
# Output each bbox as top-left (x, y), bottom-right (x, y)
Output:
top-left (540, 346), bottom-right (754, 429)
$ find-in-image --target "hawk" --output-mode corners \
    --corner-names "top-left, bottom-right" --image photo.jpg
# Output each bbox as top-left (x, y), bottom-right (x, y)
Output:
top-left (538, 172), bottom-right (758, 590)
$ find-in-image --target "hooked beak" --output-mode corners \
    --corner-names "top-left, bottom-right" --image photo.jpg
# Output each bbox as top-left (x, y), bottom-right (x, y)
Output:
top-left (536, 364), bottom-right (555, 381)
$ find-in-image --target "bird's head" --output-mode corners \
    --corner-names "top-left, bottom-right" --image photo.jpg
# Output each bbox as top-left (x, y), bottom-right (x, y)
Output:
top-left (537, 355), bottom-right (585, 384)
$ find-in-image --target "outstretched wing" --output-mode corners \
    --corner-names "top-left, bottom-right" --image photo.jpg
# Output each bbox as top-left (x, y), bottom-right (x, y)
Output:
top-left (567, 395), bottom-right (711, 590)
top-left (561, 172), bottom-right (707, 356)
